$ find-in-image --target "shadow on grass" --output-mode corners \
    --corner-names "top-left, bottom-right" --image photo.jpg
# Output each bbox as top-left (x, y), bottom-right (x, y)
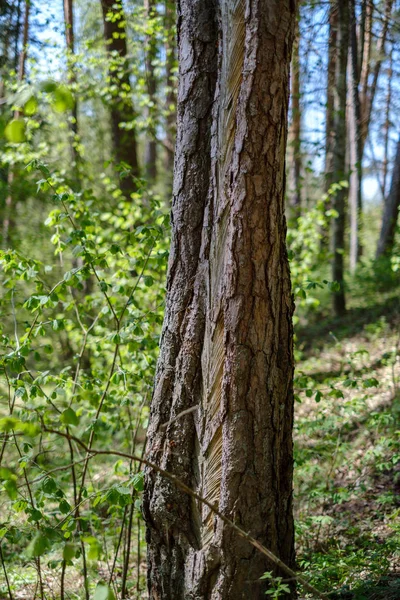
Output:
top-left (297, 294), bottom-right (400, 355)
top-left (329, 574), bottom-right (400, 599)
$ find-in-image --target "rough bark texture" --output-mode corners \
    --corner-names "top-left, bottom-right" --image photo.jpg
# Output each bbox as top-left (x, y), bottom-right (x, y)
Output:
top-left (100, 0), bottom-right (139, 197)
top-left (144, 1), bottom-right (296, 599)
top-left (331, 0), bottom-right (348, 317)
top-left (376, 136), bottom-right (400, 259)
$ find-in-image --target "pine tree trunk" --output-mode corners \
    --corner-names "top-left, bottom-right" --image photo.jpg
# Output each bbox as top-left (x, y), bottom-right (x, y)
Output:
top-left (100, 0), bottom-right (139, 197)
top-left (331, 0), bottom-right (349, 317)
top-left (144, 1), bottom-right (296, 598)
top-left (376, 136), bottom-right (400, 259)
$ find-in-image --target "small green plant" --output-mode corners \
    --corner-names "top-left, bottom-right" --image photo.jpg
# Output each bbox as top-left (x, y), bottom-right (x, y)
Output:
top-left (260, 571), bottom-right (291, 598)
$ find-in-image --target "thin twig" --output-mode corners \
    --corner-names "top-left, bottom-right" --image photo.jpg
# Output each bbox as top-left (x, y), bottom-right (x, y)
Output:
top-left (43, 426), bottom-right (329, 600)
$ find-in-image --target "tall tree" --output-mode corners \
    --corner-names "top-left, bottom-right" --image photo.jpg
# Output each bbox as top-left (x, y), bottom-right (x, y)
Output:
top-left (376, 135), bottom-right (400, 259)
top-left (331, 0), bottom-right (349, 317)
top-left (288, 4), bottom-right (302, 219)
top-left (2, 0), bottom-right (29, 248)
top-left (144, 1), bottom-right (296, 598)
top-left (360, 0), bottom-right (394, 154)
top-left (63, 0), bottom-right (80, 181)
top-left (100, 0), bottom-right (139, 197)
top-left (144, 0), bottom-right (157, 183)
top-left (346, 0), bottom-right (393, 271)
top-left (348, 0), bottom-right (363, 273)
top-left (164, 0), bottom-right (176, 180)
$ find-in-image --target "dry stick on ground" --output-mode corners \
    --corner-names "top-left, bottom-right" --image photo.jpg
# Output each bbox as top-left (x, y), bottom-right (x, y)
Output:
top-left (43, 426), bottom-right (329, 600)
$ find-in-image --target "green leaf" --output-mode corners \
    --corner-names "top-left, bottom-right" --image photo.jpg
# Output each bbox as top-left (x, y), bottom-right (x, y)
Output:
top-left (52, 86), bottom-right (74, 112)
top-left (363, 377), bottom-right (379, 388)
top-left (42, 477), bottom-right (57, 494)
top-left (63, 543), bottom-right (75, 561)
top-left (26, 532), bottom-right (48, 558)
top-left (24, 96), bottom-right (38, 116)
top-left (59, 499), bottom-right (71, 514)
top-left (41, 80), bottom-right (58, 93)
top-left (93, 583), bottom-right (116, 600)
top-left (60, 407), bottom-right (79, 426)
top-left (5, 119), bottom-right (26, 143)
top-left (132, 471), bottom-right (144, 492)
top-left (3, 479), bottom-right (17, 500)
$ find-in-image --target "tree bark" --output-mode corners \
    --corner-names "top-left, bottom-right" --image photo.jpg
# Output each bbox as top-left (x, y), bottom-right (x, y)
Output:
top-left (376, 135), bottom-right (400, 259)
top-left (100, 0), bottom-right (139, 197)
top-left (348, 0), bottom-right (363, 273)
top-left (63, 0), bottom-right (80, 183)
top-left (2, 0), bottom-right (29, 249)
top-left (382, 45), bottom-right (393, 198)
top-left (144, 1), bottom-right (296, 599)
top-left (331, 0), bottom-right (349, 317)
top-left (144, 0), bottom-right (157, 183)
top-left (360, 0), bottom-right (393, 155)
top-left (320, 2), bottom-right (338, 251)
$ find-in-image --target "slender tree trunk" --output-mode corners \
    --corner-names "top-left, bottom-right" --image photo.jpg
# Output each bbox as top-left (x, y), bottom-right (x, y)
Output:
top-left (288, 5), bottom-right (302, 220)
top-left (360, 0), bottom-right (393, 155)
top-left (164, 0), bottom-right (176, 182)
top-left (331, 0), bottom-right (349, 317)
top-left (2, 0), bottom-right (29, 248)
top-left (13, 0), bottom-right (23, 72)
top-left (144, 0), bottom-right (157, 183)
top-left (359, 0), bottom-right (372, 109)
top-left (348, 0), bottom-right (363, 273)
top-left (382, 44), bottom-right (393, 198)
top-left (63, 0), bottom-right (80, 182)
top-left (144, 1), bottom-right (296, 599)
top-left (376, 135), bottom-right (400, 259)
top-left (321, 2), bottom-right (338, 250)
top-left (100, 0), bottom-right (139, 197)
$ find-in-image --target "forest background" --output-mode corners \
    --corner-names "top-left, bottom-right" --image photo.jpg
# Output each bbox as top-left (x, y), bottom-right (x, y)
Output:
top-left (1, 0), bottom-right (400, 598)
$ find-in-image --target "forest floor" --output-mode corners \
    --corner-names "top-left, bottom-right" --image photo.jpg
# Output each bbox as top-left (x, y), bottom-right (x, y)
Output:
top-left (295, 287), bottom-right (400, 598)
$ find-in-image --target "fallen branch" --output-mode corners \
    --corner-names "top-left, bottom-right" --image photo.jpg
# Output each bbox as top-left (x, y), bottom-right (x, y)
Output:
top-left (43, 425), bottom-right (329, 600)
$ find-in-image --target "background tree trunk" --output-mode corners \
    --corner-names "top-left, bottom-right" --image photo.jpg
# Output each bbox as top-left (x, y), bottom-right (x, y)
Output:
top-left (144, 1), bottom-right (296, 599)
top-left (144, 0), bottom-right (157, 183)
top-left (360, 0), bottom-right (393, 155)
top-left (100, 0), bottom-right (139, 197)
top-left (288, 5), bottom-right (302, 220)
top-left (348, 0), bottom-right (363, 273)
top-left (331, 0), bottom-right (349, 317)
top-left (164, 0), bottom-right (176, 185)
top-left (63, 0), bottom-right (80, 183)
top-left (2, 0), bottom-right (29, 248)
top-left (376, 135), bottom-right (400, 259)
